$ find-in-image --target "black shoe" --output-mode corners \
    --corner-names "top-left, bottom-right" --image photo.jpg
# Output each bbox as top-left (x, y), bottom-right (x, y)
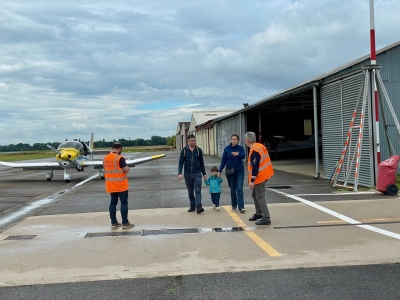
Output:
top-left (249, 214), bottom-right (263, 221)
top-left (255, 219), bottom-right (271, 225)
top-left (188, 207), bottom-right (195, 212)
top-left (197, 207), bottom-right (204, 214)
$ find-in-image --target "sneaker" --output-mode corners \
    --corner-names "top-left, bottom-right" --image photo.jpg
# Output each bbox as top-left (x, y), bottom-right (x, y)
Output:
top-left (231, 207), bottom-right (237, 211)
top-left (188, 207), bottom-right (196, 212)
top-left (249, 214), bottom-right (263, 221)
top-left (197, 207), bottom-right (204, 214)
top-left (122, 222), bottom-right (135, 229)
top-left (215, 207), bottom-right (220, 211)
top-left (255, 219), bottom-right (271, 225)
top-left (213, 204), bottom-right (216, 209)
top-left (111, 222), bottom-right (121, 228)
top-left (239, 208), bottom-right (246, 213)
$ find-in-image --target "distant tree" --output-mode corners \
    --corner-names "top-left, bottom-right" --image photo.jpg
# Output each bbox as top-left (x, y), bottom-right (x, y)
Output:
top-left (166, 136), bottom-right (176, 147)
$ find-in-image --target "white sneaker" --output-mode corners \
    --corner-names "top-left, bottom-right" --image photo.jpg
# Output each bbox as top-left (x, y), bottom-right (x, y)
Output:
top-left (239, 208), bottom-right (246, 213)
top-left (213, 204), bottom-right (216, 209)
top-left (216, 207), bottom-right (220, 211)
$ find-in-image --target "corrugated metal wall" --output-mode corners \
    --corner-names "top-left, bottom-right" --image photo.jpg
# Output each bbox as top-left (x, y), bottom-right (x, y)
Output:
top-left (323, 45), bottom-right (400, 162)
top-left (216, 115), bottom-right (241, 157)
top-left (322, 72), bottom-right (374, 187)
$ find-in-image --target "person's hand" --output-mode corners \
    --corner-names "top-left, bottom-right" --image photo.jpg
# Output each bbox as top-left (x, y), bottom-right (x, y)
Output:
top-left (178, 174), bottom-right (183, 179)
top-left (203, 174), bottom-right (207, 180)
top-left (217, 172), bottom-right (221, 177)
top-left (249, 182), bottom-right (255, 189)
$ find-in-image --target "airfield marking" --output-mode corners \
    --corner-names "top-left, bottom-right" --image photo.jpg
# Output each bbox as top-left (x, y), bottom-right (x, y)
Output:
top-left (318, 217), bottom-right (400, 224)
top-left (223, 206), bottom-right (281, 257)
top-left (269, 189), bottom-right (400, 240)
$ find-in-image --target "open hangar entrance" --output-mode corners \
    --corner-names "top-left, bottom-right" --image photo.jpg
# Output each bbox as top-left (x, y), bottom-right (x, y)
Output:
top-left (245, 85), bottom-right (322, 161)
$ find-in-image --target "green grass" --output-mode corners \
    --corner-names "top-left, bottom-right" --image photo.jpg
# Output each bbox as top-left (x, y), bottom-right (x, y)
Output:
top-left (0, 151), bottom-right (54, 162)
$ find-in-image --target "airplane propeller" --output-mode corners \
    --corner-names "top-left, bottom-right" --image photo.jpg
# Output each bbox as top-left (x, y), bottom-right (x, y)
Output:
top-left (47, 144), bottom-right (84, 171)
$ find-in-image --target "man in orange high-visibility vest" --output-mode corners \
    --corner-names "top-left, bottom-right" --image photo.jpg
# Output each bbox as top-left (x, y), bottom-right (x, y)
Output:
top-left (103, 142), bottom-right (134, 229)
top-left (244, 131), bottom-right (274, 225)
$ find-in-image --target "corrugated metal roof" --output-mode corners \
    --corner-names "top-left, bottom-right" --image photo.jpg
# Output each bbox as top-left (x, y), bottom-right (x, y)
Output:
top-left (189, 111), bottom-right (235, 133)
top-left (176, 121), bottom-right (191, 134)
top-left (214, 40), bottom-right (400, 122)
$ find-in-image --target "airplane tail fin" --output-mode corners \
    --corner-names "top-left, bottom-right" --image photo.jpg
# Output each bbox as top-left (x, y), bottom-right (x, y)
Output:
top-left (90, 133), bottom-right (94, 149)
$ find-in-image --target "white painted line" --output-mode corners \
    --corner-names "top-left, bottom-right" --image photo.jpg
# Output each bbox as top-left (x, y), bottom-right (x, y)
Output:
top-left (294, 191), bottom-right (377, 196)
top-left (268, 188), bottom-right (400, 240)
top-left (73, 173), bottom-right (99, 188)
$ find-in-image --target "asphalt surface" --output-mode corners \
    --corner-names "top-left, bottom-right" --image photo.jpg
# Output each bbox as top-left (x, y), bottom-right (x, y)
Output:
top-left (0, 151), bottom-right (399, 299)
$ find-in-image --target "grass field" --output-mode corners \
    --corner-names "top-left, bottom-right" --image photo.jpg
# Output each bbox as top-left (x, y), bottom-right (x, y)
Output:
top-left (0, 146), bottom-right (175, 162)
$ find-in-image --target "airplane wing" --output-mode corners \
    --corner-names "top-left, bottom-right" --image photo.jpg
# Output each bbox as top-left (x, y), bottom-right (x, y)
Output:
top-left (82, 154), bottom-right (166, 167)
top-left (0, 161), bottom-right (63, 170)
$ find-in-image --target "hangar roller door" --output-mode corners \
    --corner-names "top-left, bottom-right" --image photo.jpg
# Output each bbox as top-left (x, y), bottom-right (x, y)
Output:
top-left (216, 116), bottom-right (240, 157)
top-left (321, 72), bottom-right (374, 187)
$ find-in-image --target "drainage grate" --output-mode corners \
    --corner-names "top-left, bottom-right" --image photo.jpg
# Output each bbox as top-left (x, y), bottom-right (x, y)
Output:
top-left (143, 228), bottom-right (199, 236)
top-left (4, 235), bottom-right (37, 240)
top-left (214, 227), bottom-right (244, 232)
top-left (267, 186), bottom-right (292, 189)
top-left (85, 231), bottom-right (142, 238)
top-left (84, 228), bottom-right (199, 238)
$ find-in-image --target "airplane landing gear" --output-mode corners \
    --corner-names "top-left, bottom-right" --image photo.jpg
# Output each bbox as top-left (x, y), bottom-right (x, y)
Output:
top-left (99, 169), bottom-right (105, 179)
top-left (46, 169), bottom-right (53, 181)
top-left (64, 168), bottom-right (71, 183)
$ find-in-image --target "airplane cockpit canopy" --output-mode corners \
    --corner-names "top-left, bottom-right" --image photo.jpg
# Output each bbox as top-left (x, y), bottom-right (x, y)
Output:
top-left (57, 141), bottom-right (83, 150)
top-left (57, 141), bottom-right (89, 156)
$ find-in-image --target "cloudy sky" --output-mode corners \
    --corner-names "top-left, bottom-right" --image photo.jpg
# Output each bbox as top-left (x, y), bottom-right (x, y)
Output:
top-left (0, 0), bottom-right (399, 145)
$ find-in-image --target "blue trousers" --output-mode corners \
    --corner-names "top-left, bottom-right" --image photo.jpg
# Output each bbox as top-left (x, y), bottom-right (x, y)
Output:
top-left (210, 193), bottom-right (221, 207)
top-left (227, 170), bottom-right (244, 210)
top-left (184, 173), bottom-right (203, 208)
top-left (109, 190), bottom-right (129, 225)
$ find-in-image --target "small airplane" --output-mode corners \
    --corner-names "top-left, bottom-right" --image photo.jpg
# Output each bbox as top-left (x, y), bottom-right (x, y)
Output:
top-left (0, 133), bottom-right (166, 182)
top-left (264, 131), bottom-right (322, 158)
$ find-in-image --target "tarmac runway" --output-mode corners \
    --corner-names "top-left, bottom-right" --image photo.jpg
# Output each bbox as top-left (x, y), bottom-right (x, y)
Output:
top-left (0, 151), bottom-right (400, 299)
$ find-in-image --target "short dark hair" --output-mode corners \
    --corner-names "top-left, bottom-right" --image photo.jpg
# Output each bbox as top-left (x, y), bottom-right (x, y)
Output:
top-left (187, 134), bottom-right (196, 140)
top-left (231, 134), bottom-right (240, 141)
top-left (211, 166), bottom-right (218, 172)
top-left (112, 142), bottom-right (122, 149)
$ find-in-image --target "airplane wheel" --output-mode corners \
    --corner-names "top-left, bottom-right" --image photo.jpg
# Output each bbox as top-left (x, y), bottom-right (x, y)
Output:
top-left (101, 177), bottom-right (105, 180)
top-left (47, 179), bottom-right (51, 181)
top-left (65, 180), bottom-right (71, 183)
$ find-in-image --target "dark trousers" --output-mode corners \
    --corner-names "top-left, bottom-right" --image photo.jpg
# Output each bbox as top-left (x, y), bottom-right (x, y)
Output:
top-left (227, 170), bottom-right (244, 210)
top-left (210, 193), bottom-right (221, 207)
top-left (251, 181), bottom-right (270, 220)
top-left (109, 190), bottom-right (129, 224)
top-left (184, 173), bottom-right (203, 208)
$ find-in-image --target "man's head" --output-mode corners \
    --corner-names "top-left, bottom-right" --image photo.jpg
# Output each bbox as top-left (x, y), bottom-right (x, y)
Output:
top-left (187, 134), bottom-right (196, 147)
top-left (244, 131), bottom-right (256, 147)
top-left (231, 134), bottom-right (240, 146)
top-left (112, 142), bottom-right (123, 154)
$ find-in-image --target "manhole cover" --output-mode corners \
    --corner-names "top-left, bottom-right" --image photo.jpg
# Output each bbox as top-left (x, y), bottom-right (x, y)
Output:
top-left (143, 228), bottom-right (199, 236)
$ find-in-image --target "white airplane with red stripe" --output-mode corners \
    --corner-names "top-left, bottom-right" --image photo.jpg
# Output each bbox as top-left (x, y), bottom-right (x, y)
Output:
top-left (0, 133), bottom-right (165, 182)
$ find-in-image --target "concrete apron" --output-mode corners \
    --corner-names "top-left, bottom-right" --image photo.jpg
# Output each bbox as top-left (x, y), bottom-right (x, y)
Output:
top-left (1, 198), bottom-right (400, 287)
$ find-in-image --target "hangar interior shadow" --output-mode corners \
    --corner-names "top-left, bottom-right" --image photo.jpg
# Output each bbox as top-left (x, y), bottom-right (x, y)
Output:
top-left (245, 87), bottom-right (322, 161)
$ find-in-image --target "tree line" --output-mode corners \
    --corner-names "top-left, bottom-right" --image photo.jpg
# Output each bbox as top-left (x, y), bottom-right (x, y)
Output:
top-left (0, 135), bottom-right (176, 152)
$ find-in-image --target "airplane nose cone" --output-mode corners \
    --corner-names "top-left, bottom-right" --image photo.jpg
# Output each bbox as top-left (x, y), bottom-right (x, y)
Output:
top-left (61, 152), bottom-right (70, 160)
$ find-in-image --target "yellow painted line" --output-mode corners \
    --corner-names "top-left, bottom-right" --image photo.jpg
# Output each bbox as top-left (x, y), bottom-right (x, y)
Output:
top-left (223, 206), bottom-right (281, 257)
top-left (318, 217), bottom-right (400, 224)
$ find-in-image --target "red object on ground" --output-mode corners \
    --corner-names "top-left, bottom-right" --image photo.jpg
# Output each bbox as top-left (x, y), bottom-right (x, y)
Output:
top-left (376, 155), bottom-right (400, 195)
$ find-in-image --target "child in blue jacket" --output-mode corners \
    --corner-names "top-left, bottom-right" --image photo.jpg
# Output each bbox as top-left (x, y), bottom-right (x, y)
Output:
top-left (204, 166), bottom-right (223, 211)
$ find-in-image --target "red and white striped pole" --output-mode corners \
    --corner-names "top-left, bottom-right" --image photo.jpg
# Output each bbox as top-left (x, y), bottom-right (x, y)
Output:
top-left (370, 0), bottom-right (380, 164)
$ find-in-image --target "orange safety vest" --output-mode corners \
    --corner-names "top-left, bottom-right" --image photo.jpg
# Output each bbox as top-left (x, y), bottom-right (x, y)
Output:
top-left (103, 152), bottom-right (129, 193)
top-left (248, 142), bottom-right (274, 184)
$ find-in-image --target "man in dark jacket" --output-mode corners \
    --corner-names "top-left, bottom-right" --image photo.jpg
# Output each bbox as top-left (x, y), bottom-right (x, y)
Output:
top-left (218, 134), bottom-right (246, 212)
top-left (178, 134), bottom-right (207, 214)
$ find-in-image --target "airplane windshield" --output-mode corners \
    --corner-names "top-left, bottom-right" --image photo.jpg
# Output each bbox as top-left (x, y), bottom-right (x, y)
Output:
top-left (57, 141), bottom-right (83, 151)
